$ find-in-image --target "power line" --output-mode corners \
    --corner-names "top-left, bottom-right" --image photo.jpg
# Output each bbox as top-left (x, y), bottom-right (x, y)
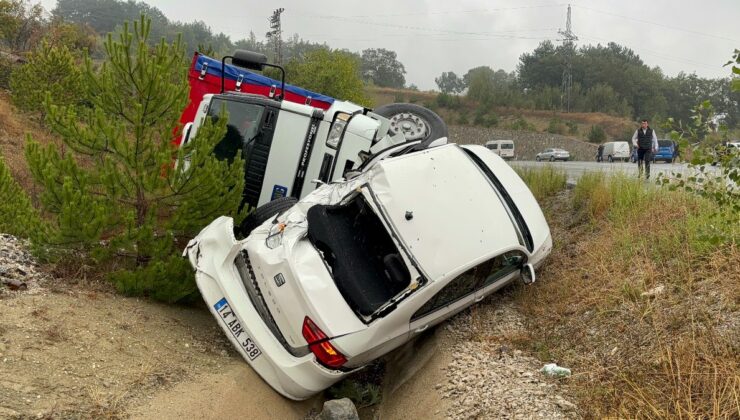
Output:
top-left (301, 3), bottom-right (568, 19)
top-left (572, 4), bottom-right (739, 44)
top-left (300, 15), bottom-right (559, 41)
top-left (578, 34), bottom-right (724, 73)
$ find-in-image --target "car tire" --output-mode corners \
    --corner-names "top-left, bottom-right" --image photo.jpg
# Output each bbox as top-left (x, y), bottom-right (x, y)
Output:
top-left (608, 155), bottom-right (613, 163)
top-left (549, 156), bottom-right (554, 162)
top-left (236, 196), bottom-right (298, 238)
top-left (373, 103), bottom-right (448, 146)
top-left (536, 156), bottom-right (541, 162)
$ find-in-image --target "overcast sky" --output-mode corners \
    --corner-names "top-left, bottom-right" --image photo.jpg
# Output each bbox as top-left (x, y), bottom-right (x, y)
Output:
top-left (38, 0), bottom-right (740, 90)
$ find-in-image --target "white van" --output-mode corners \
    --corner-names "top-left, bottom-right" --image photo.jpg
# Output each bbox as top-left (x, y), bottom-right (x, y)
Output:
top-left (600, 141), bottom-right (630, 162)
top-left (485, 140), bottom-right (515, 160)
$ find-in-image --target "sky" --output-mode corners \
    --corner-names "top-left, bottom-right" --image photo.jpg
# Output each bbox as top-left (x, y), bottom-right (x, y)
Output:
top-left (37, 0), bottom-right (740, 90)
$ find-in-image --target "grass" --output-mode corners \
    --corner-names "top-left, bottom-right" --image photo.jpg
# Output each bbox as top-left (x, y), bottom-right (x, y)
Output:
top-left (514, 166), bottom-right (567, 202)
top-left (514, 173), bottom-right (740, 418)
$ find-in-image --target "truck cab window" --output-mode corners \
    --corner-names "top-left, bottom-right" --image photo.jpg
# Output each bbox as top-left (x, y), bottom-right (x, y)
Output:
top-left (209, 99), bottom-right (265, 163)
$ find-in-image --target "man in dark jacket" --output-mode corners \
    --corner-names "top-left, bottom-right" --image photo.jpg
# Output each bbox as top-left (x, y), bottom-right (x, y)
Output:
top-left (631, 119), bottom-right (658, 179)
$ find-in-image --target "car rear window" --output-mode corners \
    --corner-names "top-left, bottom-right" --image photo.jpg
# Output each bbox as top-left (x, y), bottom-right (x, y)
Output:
top-left (658, 140), bottom-right (673, 148)
top-left (500, 143), bottom-right (514, 149)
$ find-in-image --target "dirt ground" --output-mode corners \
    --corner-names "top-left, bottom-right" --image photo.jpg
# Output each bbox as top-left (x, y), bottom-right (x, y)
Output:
top-left (0, 281), bottom-right (322, 419)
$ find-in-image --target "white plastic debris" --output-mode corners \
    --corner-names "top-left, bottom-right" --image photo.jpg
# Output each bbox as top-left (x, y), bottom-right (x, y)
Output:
top-left (540, 363), bottom-right (571, 378)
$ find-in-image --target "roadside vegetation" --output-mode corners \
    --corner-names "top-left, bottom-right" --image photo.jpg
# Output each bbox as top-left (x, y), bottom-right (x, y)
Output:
top-left (513, 171), bottom-right (739, 418)
top-left (513, 166), bottom-right (567, 202)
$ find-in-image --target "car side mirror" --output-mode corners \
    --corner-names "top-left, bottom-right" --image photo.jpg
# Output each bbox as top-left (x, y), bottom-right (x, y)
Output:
top-left (520, 263), bottom-right (536, 285)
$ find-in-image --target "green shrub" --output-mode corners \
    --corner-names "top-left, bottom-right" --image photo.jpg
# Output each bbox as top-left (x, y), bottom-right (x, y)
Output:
top-left (547, 118), bottom-right (566, 135)
top-left (0, 156), bottom-right (45, 241)
top-left (566, 120), bottom-right (578, 135)
top-left (435, 93), bottom-right (462, 110)
top-left (9, 41), bottom-right (84, 115)
top-left (473, 108), bottom-right (498, 127)
top-left (508, 117), bottom-right (536, 131)
top-left (587, 125), bottom-right (606, 143)
top-left (456, 112), bottom-right (469, 125)
top-left (0, 56), bottom-right (15, 90)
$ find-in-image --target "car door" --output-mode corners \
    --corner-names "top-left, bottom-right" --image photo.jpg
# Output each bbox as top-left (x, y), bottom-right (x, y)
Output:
top-left (408, 269), bottom-right (479, 338)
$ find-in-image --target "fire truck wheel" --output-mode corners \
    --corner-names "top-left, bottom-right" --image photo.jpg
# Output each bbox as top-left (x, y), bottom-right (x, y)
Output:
top-left (374, 103), bottom-right (448, 144)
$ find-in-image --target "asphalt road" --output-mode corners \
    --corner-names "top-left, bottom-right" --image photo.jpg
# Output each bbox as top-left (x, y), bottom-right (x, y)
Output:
top-left (510, 160), bottom-right (700, 183)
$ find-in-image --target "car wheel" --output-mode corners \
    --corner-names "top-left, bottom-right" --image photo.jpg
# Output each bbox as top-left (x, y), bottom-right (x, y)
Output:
top-left (373, 103), bottom-right (448, 147)
top-left (608, 155), bottom-right (613, 163)
top-left (236, 196), bottom-right (298, 238)
top-left (549, 156), bottom-right (554, 162)
top-left (536, 156), bottom-right (541, 162)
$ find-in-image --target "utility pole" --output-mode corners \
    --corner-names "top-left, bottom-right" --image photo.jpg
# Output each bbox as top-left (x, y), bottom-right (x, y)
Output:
top-left (266, 8), bottom-right (285, 65)
top-left (558, 4), bottom-right (578, 112)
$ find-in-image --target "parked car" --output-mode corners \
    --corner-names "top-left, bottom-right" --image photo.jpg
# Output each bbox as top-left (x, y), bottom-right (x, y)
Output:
top-left (485, 140), bottom-right (515, 160)
top-left (600, 141), bottom-right (630, 162)
top-left (653, 140), bottom-right (678, 163)
top-left (185, 142), bottom-right (552, 400)
top-left (535, 148), bottom-right (570, 162)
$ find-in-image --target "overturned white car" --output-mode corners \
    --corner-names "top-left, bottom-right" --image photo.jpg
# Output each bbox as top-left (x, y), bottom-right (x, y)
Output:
top-left (185, 142), bottom-right (552, 400)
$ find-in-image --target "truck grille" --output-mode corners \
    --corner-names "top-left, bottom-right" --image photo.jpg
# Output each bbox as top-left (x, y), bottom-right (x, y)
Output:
top-left (234, 251), bottom-right (309, 357)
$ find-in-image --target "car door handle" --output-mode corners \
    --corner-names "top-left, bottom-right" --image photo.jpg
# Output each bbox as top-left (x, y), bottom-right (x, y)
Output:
top-left (414, 324), bottom-right (429, 333)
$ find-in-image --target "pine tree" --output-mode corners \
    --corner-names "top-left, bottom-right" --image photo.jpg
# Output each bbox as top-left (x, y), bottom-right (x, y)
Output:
top-left (9, 41), bottom-right (84, 116)
top-left (0, 155), bottom-right (45, 241)
top-left (24, 15), bottom-right (245, 301)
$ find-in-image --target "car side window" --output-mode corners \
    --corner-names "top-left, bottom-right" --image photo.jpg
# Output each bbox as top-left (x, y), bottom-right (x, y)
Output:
top-left (411, 251), bottom-right (527, 320)
top-left (412, 269), bottom-right (478, 320)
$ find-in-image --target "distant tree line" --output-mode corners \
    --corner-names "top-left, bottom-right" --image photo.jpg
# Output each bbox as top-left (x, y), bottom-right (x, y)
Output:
top-left (2, 0), bottom-right (736, 128)
top-left (436, 41), bottom-right (739, 129)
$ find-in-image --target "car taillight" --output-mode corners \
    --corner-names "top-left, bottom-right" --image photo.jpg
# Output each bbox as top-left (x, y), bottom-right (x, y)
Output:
top-left (302, 316), bottom-right (347, 369)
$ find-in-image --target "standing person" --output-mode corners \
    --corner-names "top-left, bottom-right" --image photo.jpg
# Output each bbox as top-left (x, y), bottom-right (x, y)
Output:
top-left (596, 144), bottom-right (604, 162)
top-left (631, 119), bottom-right (658, 179)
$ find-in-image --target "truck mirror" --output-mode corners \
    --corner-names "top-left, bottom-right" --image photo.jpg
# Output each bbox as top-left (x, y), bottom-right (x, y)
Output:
top-left (180, 122), bottom-right (193, 147)
top-left (232, 50), bottom-right (267, 71)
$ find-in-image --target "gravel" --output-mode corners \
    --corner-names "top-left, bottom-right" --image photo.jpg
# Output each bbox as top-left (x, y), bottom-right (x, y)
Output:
top-left (437, 294), bottom-right (581, 419)
top-left (0, 233), bottom-right (46, 295)
top-left (449, 125), bottom-right (598, 161)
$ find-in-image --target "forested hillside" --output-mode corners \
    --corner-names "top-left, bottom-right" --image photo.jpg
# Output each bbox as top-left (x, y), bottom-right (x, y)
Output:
top-left (1, 0), bottom-right (737, 133)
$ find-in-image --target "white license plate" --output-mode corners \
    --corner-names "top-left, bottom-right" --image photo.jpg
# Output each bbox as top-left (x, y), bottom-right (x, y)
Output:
top-left (214, 297), bottom-right (261, 361)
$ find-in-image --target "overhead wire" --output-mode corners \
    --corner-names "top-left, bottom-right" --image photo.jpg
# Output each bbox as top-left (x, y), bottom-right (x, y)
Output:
top-left (571, 4), bottom-right (739, 44)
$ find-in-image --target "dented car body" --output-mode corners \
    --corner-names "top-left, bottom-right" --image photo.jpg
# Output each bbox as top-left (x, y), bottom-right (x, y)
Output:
top-left (185, 143), bottom-right (552, 399)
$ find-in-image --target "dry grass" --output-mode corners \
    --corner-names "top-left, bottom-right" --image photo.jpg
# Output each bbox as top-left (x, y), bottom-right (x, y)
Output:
top-left (0, 90), bottom-right (57, 193)
top-left (367, 86), bottom-right (634, 141)
top-left (514, 174), bottom-right (740, 418)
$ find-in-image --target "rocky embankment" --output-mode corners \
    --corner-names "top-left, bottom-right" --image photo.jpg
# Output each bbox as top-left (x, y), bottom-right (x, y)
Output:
top-left (435, 295), bottom-right (581, 419)
top-left (449, 125), bottom-right (598, 161)
top-left (0, 234), bottom-right (45, 294)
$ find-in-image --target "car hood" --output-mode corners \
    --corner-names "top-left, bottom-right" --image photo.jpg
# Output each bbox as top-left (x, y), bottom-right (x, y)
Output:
top-left (366, 145), bottom-right (521, 281)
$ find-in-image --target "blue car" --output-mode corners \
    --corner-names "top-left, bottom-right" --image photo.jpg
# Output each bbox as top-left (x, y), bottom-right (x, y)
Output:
top-left (653, 140), bottom-right (678, 163)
